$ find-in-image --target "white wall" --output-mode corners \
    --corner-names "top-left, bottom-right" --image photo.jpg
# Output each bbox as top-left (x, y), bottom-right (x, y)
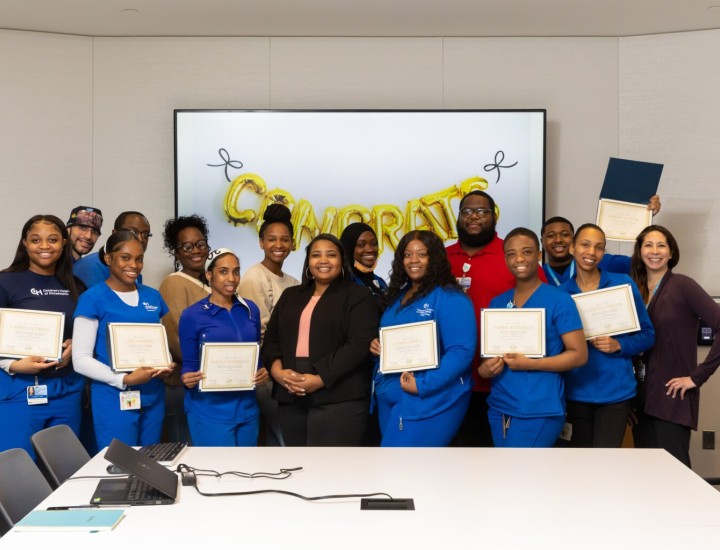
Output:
top-left (619, 28), bottom-right (720, 477)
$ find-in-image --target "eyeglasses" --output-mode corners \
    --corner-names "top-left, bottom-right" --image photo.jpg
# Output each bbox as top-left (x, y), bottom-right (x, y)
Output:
top-left (121, 227), bottom-right (152, 240)
top-left (460, 207), bottom-right (493, 218)
top-left (176, 240), bottom-right (209, 253)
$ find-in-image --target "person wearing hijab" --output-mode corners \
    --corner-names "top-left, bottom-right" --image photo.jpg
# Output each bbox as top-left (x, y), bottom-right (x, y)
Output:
top-left (339, 222), bottom-right (388, 300)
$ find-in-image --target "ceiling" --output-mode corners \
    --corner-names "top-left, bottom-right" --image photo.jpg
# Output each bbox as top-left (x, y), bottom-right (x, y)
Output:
top-left (2, 0), bottom-right (720, 38)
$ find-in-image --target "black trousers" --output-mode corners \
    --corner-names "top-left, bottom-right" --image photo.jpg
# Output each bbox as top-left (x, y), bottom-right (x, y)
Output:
top-left (633, 410), bottom-right (691, 468)
top-left (278, 398), bottom-right (369, 447)
top-left (566, 399), bottom-right (632, 448)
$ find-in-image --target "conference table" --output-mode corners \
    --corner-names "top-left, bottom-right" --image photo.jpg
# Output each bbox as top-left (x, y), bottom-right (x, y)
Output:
top-left (2, 446), bottom-right (720, 549)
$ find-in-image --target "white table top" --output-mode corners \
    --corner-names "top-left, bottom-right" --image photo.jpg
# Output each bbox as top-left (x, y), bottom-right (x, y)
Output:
top-left (2, 447), bottom-right (720, 549)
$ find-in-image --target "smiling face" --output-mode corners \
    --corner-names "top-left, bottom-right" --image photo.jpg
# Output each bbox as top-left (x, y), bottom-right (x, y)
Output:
top-left (68, 224), bottom-right (100, 258)
top-left (207, 253), bottom-right (240, 302)
top-left (504, 235), bottom-right (541, 283)
top-left (23, 221), bottom-right (65, 275)
top-left (106, 240), bottom-right (144, 290)
top-left (403, 239), bottom-right (430, 287)
top-left (354, 230), bottom-right (379, 269)
top-left (260, 222), bottom-right (293, 270)
top-left (456, 194), bottom-right (496, 248)
top-left (541, 221), bottom-right (574, 266)
top-left (308, 239), bottom-right (343, 286)
top-left (174, 226), bottom-right (209, 278)
top-left (571, 227), bottom-right (606, 274)
top-left (640, 230), bottom-right (673, 276)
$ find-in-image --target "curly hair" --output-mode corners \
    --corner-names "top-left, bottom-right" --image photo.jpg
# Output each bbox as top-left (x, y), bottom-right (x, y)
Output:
top-left (384, 230), bottom-right (461, 307)
top-left (3, 214), bottom-right (83, 301)
top-left (162, 215), bottom-right (210, 255)
top-left (630, 224), bottom-right (680, 303)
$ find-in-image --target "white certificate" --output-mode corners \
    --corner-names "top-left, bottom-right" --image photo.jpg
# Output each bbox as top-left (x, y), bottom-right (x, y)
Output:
top-left (571, 284), bottom-right (641, 339)
top-left (379, 320), bottom-right (438, 374)
top-left (480, 308), bottom-right (546, 358)
top-left (0, 308), bottom-right (64, 361)
top-left (107, 323), bottom-right (171, 371)
top-left (596, 198), bottom-right (653, 242)
top-left (199, 342), bottom-right (259, 392)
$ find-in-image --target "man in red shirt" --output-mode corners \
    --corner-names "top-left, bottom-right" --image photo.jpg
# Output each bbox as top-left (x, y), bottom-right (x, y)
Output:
top-left (447, 190), bottom-right (545, 446)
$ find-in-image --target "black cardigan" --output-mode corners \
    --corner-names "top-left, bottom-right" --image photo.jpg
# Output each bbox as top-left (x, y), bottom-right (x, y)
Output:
top-left (261, 278), bottom-right (380, 405)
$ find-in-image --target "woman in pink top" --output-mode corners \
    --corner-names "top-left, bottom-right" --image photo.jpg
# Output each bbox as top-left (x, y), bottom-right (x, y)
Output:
top-left (261, 234), bottom-right (379, 446)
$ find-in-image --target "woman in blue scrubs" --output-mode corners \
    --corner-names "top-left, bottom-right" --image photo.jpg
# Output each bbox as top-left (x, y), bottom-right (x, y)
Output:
top-left (559, 223), bottom-right (654, 447)
top-left (480, 227), bottom-right (587, 447)
top-left (371, 230), bottom-right (476, 446)
top-left (179, 248), bottom-right (268, 446)
top-left (0, 214), bottom-right (85, 457)
top-left (73, 230), bottom-right (174, 450)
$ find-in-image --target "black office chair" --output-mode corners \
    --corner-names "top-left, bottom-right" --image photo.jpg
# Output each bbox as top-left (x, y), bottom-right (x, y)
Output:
top-left (0, 448), bottom-right (53, 536)
top-left (31, 424), bottom-right (91, 489)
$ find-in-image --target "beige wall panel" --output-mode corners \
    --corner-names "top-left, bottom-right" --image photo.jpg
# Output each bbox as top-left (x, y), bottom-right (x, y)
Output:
top-left (269, 38), bottom-right (443, 109)
top-left (0, 30), bottom-right (92, 265)
top-left (620, 29), bottom-right (720, 478)
top-left (92, 37), bottom-right (270, 284)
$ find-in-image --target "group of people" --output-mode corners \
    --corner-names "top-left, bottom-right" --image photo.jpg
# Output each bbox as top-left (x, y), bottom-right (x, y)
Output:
top-left (0, 193), bottom-right (718, 470)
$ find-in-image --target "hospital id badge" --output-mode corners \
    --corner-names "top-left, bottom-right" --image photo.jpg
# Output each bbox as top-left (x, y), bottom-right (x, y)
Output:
top-left (457, 277), bottom-right (471, 292)
top-left (27, 385), bottom-right (48, 405)
top-left (120, 390), bottom-right (141, 410)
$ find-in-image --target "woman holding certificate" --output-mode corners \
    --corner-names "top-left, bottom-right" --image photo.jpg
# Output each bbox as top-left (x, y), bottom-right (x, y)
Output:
top-left (370, 230), bottom-right (476, 446)
top-left (262, 234), bottom-right (379, 446)
top-left (179, 248), bottom-right (268, 446)
top-left (479, 228), bottom-right (587, 447)
top-left (630, 225), bottom-right (720, 467)
top-left (559, 223), bottom-right (654, 448)
top-left (0, 215), bottom-right (85, 457)
top-left (72, 230), bottom-right (173, 450)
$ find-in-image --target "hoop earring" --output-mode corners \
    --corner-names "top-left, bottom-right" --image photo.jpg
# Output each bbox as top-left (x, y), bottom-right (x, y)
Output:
top-left (174, 260), bottom-right (180, 272)
top-left (341, 267), bottom-right (345, 278)
top-left (305, 267), bottom-right (314, 280)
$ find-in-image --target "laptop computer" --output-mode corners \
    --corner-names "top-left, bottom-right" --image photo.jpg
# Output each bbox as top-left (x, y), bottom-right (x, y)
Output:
top-left (90, 438), bottom-right (178, 506)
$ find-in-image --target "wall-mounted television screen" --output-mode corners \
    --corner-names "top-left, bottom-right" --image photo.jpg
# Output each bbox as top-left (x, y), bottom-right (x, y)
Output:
top-left (175, 109), bottom-right (546, 282)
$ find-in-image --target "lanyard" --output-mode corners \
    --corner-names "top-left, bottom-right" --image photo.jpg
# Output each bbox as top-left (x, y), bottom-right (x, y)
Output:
top-left (545, 260), bottom-right (574, 286)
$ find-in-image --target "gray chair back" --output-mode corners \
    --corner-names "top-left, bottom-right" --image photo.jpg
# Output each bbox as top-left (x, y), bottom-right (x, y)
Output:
top-left (0, 448), bottom-right (52, 535)
top-left (31, 424), bottom-right (91, 489)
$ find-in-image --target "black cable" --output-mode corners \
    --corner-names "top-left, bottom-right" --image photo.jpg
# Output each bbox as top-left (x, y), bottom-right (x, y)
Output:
top-left (193, 485), bottom-right (394, 502)
top-left (176, 463), bottom-right (394, 502)
top-left (176, 463), bottom-right (301, 480)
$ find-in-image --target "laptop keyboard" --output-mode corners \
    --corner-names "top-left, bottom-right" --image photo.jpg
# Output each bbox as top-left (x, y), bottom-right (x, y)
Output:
top-left (127, 477), bottom-right (165, 501)
top-left (138, 441), bottom-right (187, 463)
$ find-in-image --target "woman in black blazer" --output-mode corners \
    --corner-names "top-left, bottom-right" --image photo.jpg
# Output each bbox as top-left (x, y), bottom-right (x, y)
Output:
top-left (262, 233), bottom-right (379, 446)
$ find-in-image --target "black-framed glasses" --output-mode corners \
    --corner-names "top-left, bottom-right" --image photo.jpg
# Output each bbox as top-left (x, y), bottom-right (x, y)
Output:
top-left (460, 207), bottom-right (493, 218)
top-left (176, 240), bottom-right (209, 253)
top-left (121, 227), bottom-right (152, 240)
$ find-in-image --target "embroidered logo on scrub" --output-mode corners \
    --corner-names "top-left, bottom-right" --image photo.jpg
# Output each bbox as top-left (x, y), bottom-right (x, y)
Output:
top-left (416, 303), bottom-right (433, 317)
top-left (142, 301), bottom-right (160, 312)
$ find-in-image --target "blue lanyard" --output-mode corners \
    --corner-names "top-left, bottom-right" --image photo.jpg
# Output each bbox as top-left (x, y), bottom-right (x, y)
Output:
top-left (545, 260), bottom-right (575, 286)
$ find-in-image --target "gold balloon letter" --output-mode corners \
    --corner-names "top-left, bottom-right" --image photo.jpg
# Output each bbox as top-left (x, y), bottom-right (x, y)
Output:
top-left (371, 204), bottom-right (403, 256)
top-left (224, 174), bottom-right (267, 226)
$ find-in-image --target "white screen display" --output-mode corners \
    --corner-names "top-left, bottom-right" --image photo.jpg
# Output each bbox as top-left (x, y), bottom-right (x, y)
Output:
top-left (175, 110), bottom-right (545, 282)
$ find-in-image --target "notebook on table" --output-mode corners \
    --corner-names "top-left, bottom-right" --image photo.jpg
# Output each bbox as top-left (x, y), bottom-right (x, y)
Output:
top-left (90, 438), bottom-right (178, 506)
